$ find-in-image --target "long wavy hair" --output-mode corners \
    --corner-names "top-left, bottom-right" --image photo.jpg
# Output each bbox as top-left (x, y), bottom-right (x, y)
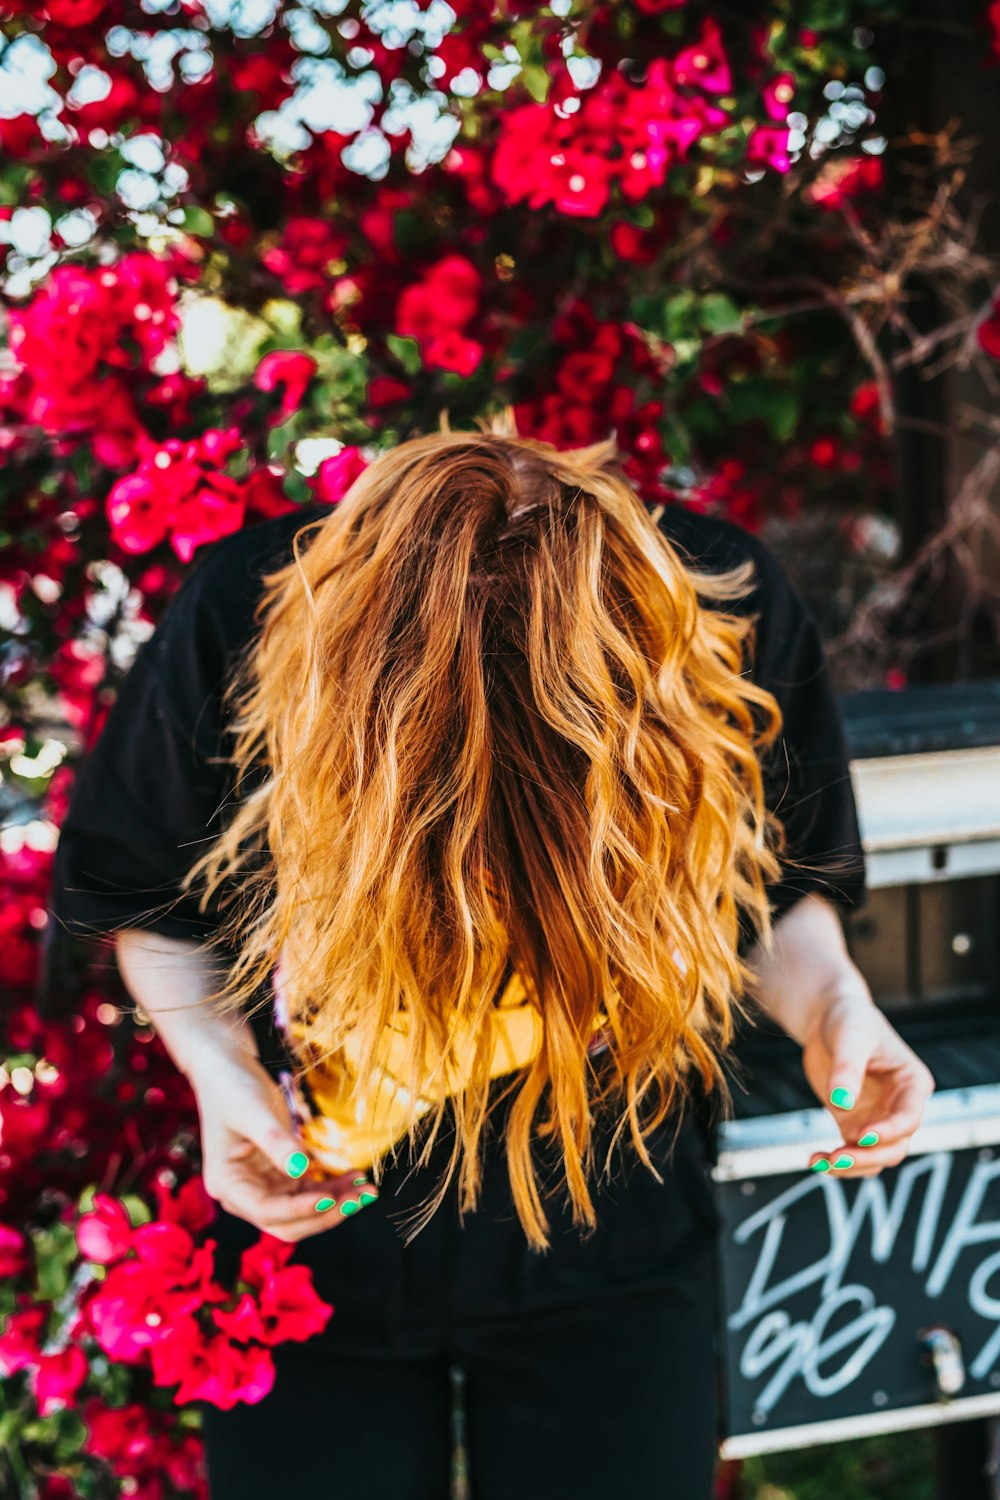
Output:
top-left (183, 415), bottom-right (788, 1250)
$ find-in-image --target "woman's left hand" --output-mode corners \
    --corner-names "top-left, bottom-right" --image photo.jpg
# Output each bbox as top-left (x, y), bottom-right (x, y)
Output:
top-left (800, 987), bottom-right (936, 1178)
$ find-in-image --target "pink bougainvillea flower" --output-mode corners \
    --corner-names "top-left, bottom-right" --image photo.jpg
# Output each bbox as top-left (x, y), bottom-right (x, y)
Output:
top-left (673, 19), bottom-right (732, 96)
top-left (253, 350), bottom-right (318, 420)
top-left (0, 1223), bottom-right (31, 1280)
top-left (0, 114), bottom-right (45, 158)
top-left (243, 465), bottom-right (298, 520)
top-left (0, 1302), bottom-right (48, 1375)
top-left (75, 1192), bottom-right (134, 1266)
top-left (977, 297), bottom-right (1000, 359)
top-left (261, 216), bottom-right (349, 295)
top-left (150, 1320), bottom-right (277, 1409)
top-left (106, 430), bottom-right (247, 562)
top-left (237, 1233), bottom-right (334, 1345)
top-left (745, 122), bottom-right (792, 173)
top-left (425, 330), bottom-right (484, 376)
top-left (312, 446), bottom-right (369, 505)
top-left (42, 0), bottom-right (111, 22)
top-left (805, 154), bottom-right (884, 209)
top-left (763, 72), bottom-right (796, 121)
top-left (210, 1291), bottom-right (270, 1344)
top-left (31, 1344), bottom-right (90, 1418)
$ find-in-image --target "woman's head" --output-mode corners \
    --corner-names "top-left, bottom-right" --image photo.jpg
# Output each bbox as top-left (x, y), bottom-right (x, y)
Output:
top-left (186, 416), bottom-right (786, 1249)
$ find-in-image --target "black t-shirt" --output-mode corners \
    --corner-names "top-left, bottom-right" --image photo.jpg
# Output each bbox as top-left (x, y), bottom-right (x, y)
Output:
top-left (45, 501), bottom-right (868, 1063)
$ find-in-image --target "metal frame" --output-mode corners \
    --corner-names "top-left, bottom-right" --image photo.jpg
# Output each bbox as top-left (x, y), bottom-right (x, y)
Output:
top-left (721, 1391), bottom-right (1000, 1460)
top-left (712, 1082), bottom-right (1000, 1182)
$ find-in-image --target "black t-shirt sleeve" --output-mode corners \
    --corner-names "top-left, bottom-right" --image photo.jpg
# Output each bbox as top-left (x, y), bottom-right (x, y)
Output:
top-left (47, 554), bottom-right (244, 946)
top-left (656, 504), bottom-right (868, 945)
top-left (745, 541), bottom-right (869, 931)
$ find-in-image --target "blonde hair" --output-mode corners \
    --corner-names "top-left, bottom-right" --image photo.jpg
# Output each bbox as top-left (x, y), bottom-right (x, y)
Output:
top-left (184, 415), bottom-right (787, 1250)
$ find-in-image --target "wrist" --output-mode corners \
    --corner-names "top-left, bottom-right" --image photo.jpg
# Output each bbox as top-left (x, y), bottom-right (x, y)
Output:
top-left (792, 966), bottom-right (878, 1051)
top-left (163, 1011), bottom-right (261, 1089)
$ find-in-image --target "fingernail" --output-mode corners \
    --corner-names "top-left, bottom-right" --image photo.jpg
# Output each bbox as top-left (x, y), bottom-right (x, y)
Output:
top-left (352, 1177), bottom-right (368, 1187)
top-left (339, 1199), bottom-right (361, 1216)
top-left (833, 1153), bottom-right (855, 1170)
top-left (830, 1087), bottom-right (855, 1110)
top-left (810, 1158), bottom-right (831, 1173)
top-left (314, 1197), bottom-right (336, 1212)
top-left (359, 1190), bottom-right (379, 1206)
top-left (858, 1131), bottom-right (879, 1147)
top-left (284, 1151), bottom-right (309, 1179)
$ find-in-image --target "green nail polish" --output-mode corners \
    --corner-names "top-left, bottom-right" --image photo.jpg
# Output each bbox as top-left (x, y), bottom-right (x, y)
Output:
top-left (352, 1177), bottom-right (368, 1187)
top-left (284, 1151), bottom-right (309, 1179)
top-left (314, 1197), bottom-right (336, 1212)
top-left (858, 1131), bottom-right (880, 1147)
top-left (359, 1191), bottom-right (379, 1206)
top-left (340, 1199), bottom-right (360, 1216)
top-left (811, 1158), bottom-right (831, 1172)
top-left (833, 1153), bottom-right (855, 1170)
top-left (830, 1087), bottom-right (855, 1110)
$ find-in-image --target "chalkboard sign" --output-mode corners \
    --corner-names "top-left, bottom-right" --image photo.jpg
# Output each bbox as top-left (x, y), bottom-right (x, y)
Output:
top-left (714, 1085), bottom-right (1000, 1456)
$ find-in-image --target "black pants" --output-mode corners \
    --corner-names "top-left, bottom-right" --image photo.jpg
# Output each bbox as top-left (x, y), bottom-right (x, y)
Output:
top-left (197, 1091), bottom-right (723, 1500)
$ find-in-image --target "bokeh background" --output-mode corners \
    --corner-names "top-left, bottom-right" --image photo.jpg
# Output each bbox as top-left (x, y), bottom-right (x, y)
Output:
top-left (0, 1), bottom-right (999, 1495)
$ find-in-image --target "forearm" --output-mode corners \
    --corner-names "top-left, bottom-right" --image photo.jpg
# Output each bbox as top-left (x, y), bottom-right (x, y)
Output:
top-left (114, 929), bottom-right (260, 1085)
top-left (742, 891), bottom-right (876, 1047)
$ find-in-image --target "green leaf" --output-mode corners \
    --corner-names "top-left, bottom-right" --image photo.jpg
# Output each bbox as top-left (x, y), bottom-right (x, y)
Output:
top-left (521, 61), bottom-right (550, 104)
top-left (385, 334), bottom-right (423, 376)
top-left (119, 1194), bottom-right (153, 1228)
top-left (179, 205), bottom-right (216, 239)
top-left (699, 294), bottom-right (744, 336)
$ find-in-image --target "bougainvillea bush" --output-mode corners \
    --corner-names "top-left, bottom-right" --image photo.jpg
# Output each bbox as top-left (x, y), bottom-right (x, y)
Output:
top-left (1, 1), bottom-right (999, 1494)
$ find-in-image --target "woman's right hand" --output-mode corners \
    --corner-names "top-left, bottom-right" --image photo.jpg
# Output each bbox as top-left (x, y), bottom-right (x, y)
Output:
top-left (190, 1049), bottom-right (379, 1243)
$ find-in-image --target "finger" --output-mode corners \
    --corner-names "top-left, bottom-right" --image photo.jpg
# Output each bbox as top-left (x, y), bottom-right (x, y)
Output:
top-left (807, 1137), bottom-right (916, 1177)
top-left (853, 1067), bottom-right (935, 1147)
top-left (222, 1169), bottom-right (380, 1233)
top-left (824, 1013), bottom-right (880, 1117)
top-left (257, 1184), bottom-right (383, 1244)
top-left (237, 1106), bottom-right (318, 1184)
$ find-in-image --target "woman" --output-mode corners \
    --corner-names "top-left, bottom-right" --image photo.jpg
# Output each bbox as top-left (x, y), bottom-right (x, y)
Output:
top-left (51, 421), bottom-right (933, 1499)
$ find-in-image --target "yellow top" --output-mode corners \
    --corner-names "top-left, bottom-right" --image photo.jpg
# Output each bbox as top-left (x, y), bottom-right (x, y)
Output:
top-left (275, 962), bottom-right (608, 1176)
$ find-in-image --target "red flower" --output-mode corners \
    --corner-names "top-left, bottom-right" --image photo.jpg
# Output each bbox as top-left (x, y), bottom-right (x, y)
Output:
top-left (106, 430), bottom-right (247, 562)
top-left (31, 1345), bottom-right (89, 1417)
top-left (425, 330), bottom-right (484, 377)
top-left (150, 1319), bottom-right (277, 1409)
top-left (238, 1234), bottom-right (334, 1345)
top-left (806, 155), bottom-right (884, 210)
top-left (674, 20), bottom-right (732, 97)
top-left (976, 296), bottom-right (1000, 359)
top-left (313, 447), bottom-right (369, 505)
top-left (253, 350), bottom-right (318, 420)
top-left (0, 114), bottom-right (44, 158)
top-left (763, 72), bottom-right (796, 121)
top-left (76, 1193), bottom-right (134, 1266)
top-left (745, 123), bottom-right (792, 174)
top-left (0, 1303), bottom-right (48, 1375)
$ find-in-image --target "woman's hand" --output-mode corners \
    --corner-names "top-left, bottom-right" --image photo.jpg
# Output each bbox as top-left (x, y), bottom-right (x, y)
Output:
top-left (743, 892), bottom-right (935, 1178)
top-left (191, 1048), bottom-right (380, 1242)
top-left (799, 985), bottom-right (935, 1178)
top-left (112, 929), bottom-right (378, 1242)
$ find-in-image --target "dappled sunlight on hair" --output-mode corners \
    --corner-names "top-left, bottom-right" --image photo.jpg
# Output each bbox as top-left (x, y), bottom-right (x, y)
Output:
top-left (182, 414), bottom-right (787, 1250)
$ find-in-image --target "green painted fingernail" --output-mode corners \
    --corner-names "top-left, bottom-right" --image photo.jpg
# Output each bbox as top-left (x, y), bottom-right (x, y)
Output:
top-left (359, 1191), bottom-right (379, 1206)
top-left (833, 1153), bottom-right (855, 1170)
top-left (830, 1087), bottom-right (855, 1110)
top-left (858, 1131), bottom-right (880, 1147)
top-left (284, 1151), bottom-right (309, 1179)
top-left (339, 1199), bottom-right (360, 1216)
top-left (352, 1177), bottom-right (368, 1187)
top-left (811, 1158), bottom-right (831, 1172)
top-left (314, 1197), bottom-right (336, 1212)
